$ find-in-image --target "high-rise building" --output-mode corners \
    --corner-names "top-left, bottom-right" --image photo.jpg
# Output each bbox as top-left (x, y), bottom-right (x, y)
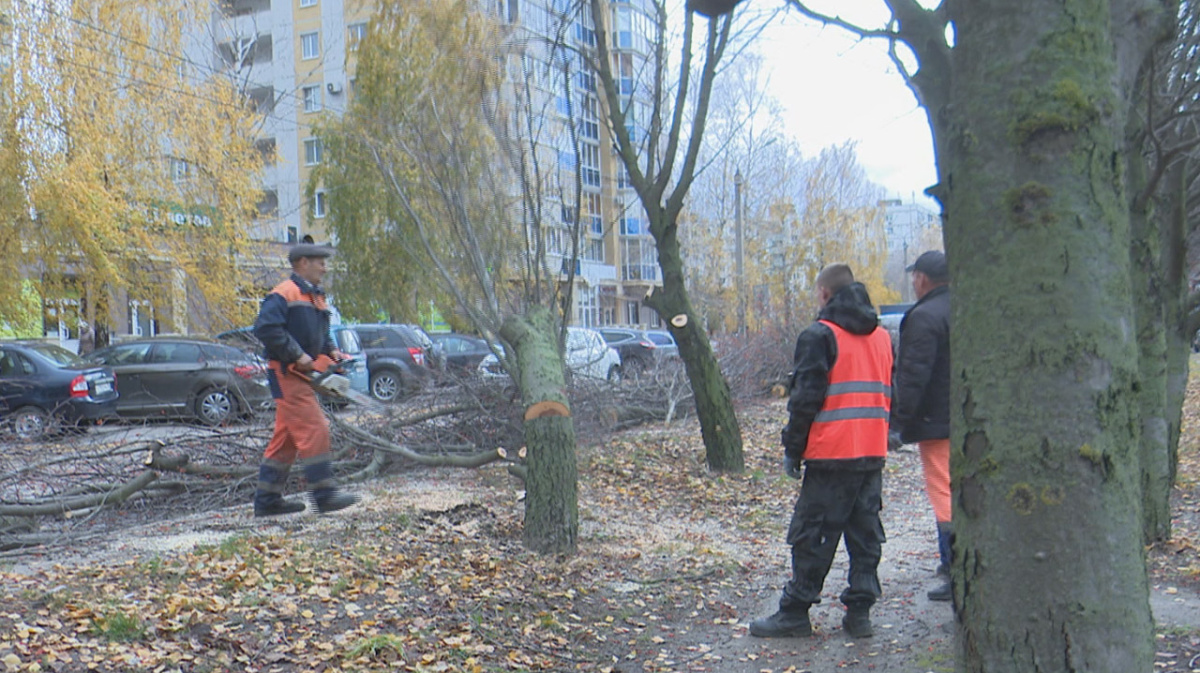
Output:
top-left (203, 0), bottom-right (663, 328)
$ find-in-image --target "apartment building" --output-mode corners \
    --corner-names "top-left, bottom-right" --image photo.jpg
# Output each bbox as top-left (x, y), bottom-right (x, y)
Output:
top-left (206, 0), bottom-right (664, 329)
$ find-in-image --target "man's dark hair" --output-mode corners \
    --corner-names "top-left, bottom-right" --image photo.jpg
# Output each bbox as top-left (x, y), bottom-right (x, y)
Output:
top-left (816, 263), bottom-right (855, 294)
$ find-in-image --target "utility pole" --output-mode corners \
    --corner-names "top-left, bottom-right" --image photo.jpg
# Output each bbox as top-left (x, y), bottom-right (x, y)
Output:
top-left (734, 168), bottom-right (745, 335)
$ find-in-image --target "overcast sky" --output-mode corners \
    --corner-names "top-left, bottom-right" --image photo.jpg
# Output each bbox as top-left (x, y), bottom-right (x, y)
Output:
top-left (753, 4), bottom-right (941, 212)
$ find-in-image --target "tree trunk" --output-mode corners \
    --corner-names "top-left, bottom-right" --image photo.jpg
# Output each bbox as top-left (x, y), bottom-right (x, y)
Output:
top-left (646, 218), bottom-right (744, 473)
top-left (500, 306), bottom-right (578, 555)
top-left (1128, 146), bottom-right (1173, 544)
top-left (943, 2), bottom-right (1164, 670)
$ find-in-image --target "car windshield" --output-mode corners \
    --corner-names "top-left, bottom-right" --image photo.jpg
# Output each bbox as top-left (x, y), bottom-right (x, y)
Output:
top-left (25, 343), bottom-right (84, 366)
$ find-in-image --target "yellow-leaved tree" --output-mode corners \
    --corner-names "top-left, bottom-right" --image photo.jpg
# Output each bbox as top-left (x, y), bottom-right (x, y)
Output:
top-left (1, 0), bottom-right (263, 342)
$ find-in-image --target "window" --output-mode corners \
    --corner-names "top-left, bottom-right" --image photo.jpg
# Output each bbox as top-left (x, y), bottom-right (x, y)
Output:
top-left (586, 193), bottom-right (602, 233)
top-left (626, 302), bottom-right (640, 325)
top-left (561, 203), bottom-right (576, 224)
top-left (151, 343), bottom-right (202, 364)
top-left (301, 31), bottom-right (319, 60)
top-left (304, 137), bottom-right (322, 165)
top-left (302, 85), bottom-right (322, 112)
top-left (580, 143), bottom-right (600, 187)
top-left (287, 225), bottom-right (298, 243)
top-left (619, 215), bottom-right (642, 235)
top-left (576, 71), bottom-right (595, 92)
top-left (169, 158), bottom-right (189, 182)
top-left (313, 191), bottom-right (327, 218)
top-left (347, 22), bottom-right (367, 50)
top-left (558, 149), bottom-right (576, 169)
top-left (300, 0), bottom-right (316, 6)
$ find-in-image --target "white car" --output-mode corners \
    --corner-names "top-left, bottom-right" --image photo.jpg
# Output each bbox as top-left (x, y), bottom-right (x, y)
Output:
top-left (478, 326), bottom-right (622, 382)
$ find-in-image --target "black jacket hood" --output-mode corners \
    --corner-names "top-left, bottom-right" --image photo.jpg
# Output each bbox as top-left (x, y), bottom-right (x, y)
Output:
top-left (818, 282), bottom-right (879, 335)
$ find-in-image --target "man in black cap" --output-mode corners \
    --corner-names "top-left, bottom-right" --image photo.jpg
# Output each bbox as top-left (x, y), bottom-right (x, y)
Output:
top-left (892, 250), bottom-right (952, 600)
top-left (251, 243), bottom-right (359, 516)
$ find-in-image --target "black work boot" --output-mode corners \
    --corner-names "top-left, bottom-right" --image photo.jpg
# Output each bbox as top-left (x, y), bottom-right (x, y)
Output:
top-left (253, 461), bottom-right (306, 517)
top-left (927, 580), bottom-right (952, 602)
top-left (302, 459), bottom-right (360, 514)
top-left (312, 488), bottom-right (360, 513)
top-left (254, 496), bottom-right (307, 517)
top-left (842, 605), bottom-right (873, 638)
top-left (749, 608), bottom-right (812, 638)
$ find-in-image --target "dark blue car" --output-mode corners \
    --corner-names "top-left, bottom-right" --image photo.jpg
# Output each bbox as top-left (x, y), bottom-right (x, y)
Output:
top-left (0, 341), bottom-right (118, 440)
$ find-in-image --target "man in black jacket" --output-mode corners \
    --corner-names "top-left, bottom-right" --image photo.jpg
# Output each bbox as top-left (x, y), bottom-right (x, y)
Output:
top-left (750, 264), bottom-right (892, 640)
top-left (891, 250), bottom-right (952, 601)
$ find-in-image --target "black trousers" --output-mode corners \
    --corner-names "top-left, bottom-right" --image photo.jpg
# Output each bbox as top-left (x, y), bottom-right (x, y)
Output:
top-left (779, 466), bottom-right (885, 611)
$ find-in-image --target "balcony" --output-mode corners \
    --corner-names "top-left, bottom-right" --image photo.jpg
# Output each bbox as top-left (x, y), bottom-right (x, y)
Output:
top-left (218, 33), bottom-right (272, 69)
top-left (621, 264), bottom-right (659, 282)
top-left (221, 0), bottom-right (270, 17)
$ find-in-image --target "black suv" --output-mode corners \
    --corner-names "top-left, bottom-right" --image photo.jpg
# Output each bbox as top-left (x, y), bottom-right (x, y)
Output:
top-left (1, 341), bottom-right (118, 440)
top-left (351, 324), bottom-right (434, 402)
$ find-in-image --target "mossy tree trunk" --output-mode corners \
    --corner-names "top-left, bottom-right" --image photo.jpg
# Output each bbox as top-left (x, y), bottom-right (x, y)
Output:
top-left (500, 306), bottom-right (577, 555)
top-left (938, 2), bottom-right (1170, 670)
top-left (1128, 135), bottom-right (1174, 544)
top-left (645, 215), bottom-right (744, 473)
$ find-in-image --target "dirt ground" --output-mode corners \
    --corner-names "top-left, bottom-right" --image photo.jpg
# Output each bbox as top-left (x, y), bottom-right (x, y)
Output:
top-left (3, 394), bottom-right (1199, 673)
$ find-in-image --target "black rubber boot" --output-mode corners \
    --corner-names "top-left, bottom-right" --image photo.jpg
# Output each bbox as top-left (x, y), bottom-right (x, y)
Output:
top-left (842, 606), bottom-right (874, 638)
top-left (749, 608), bottom-right (812, 638)
top-left (253, 461), bottom-right (306, 517)
top-left (254, 496), bottom-right (307, 517)
top-left (302, 459), bottom-right (360, 514)
top-left (927, 580), bottom-right (952, 602)
top-left (312, 489), bottom-right (360, 513)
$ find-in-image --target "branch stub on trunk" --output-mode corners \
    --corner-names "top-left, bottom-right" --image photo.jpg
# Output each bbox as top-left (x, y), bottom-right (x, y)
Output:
top-left (670, 314), bottom-right (688, 328)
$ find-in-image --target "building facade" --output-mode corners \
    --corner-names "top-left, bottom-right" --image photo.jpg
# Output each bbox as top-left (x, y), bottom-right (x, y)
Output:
top-left (203, 0), bottom-right (664, 329)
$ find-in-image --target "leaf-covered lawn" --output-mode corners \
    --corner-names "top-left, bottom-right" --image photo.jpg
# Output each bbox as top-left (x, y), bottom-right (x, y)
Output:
top-left (0, 405), bottom-right (795, 673)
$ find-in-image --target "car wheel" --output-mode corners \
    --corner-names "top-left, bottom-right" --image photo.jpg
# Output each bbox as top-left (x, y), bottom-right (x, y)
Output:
top-left (194, 388), bottom-right (237, 426)
top-left (11, 406), bottom-right (50, 441)
top-left (607, 365), bottom-right (622, 382)
top-left (370, 370), bottom-right (402, 402)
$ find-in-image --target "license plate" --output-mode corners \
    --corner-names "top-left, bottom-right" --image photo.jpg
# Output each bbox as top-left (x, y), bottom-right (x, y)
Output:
top-left (94, 382), bottom-right (112, 395)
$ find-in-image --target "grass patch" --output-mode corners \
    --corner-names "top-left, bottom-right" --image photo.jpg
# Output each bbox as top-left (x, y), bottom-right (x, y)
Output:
top-left (346, 633), bottom-right (407, 660)
top-left (92, 609), bottom-right (146, 643)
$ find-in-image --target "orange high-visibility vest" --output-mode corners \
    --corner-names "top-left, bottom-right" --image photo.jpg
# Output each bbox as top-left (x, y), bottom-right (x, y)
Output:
top-left (803, 320), bottom-right (893, 461)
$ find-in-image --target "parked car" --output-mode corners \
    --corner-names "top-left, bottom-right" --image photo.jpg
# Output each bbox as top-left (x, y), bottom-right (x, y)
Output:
top-left (213, 325), bottom-right (371, 403)
top-left (478, 326), bottom-right (622, 382)
top-left (86, 338), bottom-right (271, 425)
top-left (598, 328), bottom-right (678, 373)
top-left (878, 303), bottom-right (913, 355)
top-left (644, 330), bottom-right (679, 360)
top-left (0, 341), bottom-right (118, 440)
top-left (404, 324), bottom-right (446, 371)
top-left (429, 333), bottom-right (493, 373)
top-left (350, 324), bottom-right (435, 402)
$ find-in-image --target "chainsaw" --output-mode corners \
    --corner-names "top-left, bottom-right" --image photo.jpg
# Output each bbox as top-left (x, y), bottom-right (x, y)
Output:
top-left (289, 354), bottom-right (386, 411)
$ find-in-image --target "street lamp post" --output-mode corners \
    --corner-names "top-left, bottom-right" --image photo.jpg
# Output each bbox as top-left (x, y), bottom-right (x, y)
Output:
top-left (734, 168), bottom-right (745, 335)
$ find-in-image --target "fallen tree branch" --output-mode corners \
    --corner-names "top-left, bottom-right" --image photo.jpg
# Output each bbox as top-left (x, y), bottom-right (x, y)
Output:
top-left (336, 420), bottom-right (503, 468)
top-left (0, 471), bottom-right (158, 517)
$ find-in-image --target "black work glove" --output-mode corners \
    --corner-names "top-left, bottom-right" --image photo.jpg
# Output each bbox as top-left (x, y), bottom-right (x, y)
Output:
top-left (783, 455), bottom-right (802, 479)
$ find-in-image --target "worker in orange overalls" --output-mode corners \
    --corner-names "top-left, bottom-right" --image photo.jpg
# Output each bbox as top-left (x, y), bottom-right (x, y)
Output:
top-left (750, 263), bottom-right (893, 641)
top-left (892, 250), bottom-right (953, 601)
top-left (251, 243), bottom-right (359, 517)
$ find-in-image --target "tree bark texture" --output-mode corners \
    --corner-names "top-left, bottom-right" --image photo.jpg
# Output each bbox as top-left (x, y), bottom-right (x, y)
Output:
top-left (645, 219), bottom-right (744, 473)
top-left (499, 307), bottom-right (578, 555)
top-left (1128, 153), bottom-right (1174, 544)
top-left (939, 1), bottom-right (1170, 670)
